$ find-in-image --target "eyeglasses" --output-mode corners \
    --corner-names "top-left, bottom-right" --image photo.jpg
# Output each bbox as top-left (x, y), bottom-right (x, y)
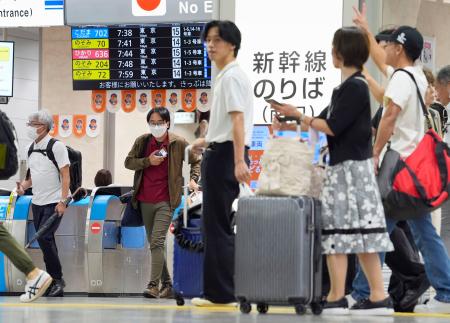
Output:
top-left (149, 121), bottom-right (166, 127)
top-left (26, 122), bottom-right (45, 127)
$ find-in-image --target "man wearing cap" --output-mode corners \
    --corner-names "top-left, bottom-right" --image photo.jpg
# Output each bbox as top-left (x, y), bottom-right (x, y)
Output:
top-left (353, 5), bottom-right (450, 314)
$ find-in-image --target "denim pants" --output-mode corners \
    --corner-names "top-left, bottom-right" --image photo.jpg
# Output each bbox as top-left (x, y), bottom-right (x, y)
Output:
top-left (351, 214), bottom-right (450, 302)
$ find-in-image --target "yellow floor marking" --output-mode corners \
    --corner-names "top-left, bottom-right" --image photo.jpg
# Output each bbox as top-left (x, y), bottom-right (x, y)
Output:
top-left (0, 302), bottom-right (449, 318)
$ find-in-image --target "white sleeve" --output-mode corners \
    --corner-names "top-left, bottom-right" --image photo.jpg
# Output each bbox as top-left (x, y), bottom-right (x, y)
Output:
top-left (386, 65), bottom-right (395, 79)
top-left (223, 75), bottom-right (247, 113)
top-left (52, 141), bottom-right (70, 169)
top-left (384, 71), bottom-right (412, 110)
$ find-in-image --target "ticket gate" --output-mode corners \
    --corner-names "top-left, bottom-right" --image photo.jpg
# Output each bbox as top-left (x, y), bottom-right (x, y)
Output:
top-left (0, 189), bottom-right (16, 293)
top-left (86, 186), bottom-right (151, 295)
top-left (2, 195), bottom-right (89, 294)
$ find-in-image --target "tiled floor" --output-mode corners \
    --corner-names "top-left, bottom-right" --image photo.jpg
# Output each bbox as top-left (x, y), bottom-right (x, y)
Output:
top-left (0, 297), bottom-right (449, 323)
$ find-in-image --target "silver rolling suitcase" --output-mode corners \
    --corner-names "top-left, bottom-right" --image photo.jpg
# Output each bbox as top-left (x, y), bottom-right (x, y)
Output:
top-left (235, 195), bottom-right (323, 315)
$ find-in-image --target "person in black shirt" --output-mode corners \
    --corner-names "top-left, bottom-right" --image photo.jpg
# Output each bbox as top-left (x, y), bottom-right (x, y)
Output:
top-left (271, 27), bottom-right (393, 315)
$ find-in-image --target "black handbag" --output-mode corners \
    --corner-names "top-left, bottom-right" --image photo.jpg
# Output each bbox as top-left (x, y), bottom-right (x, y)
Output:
top-left (120, 191), bottom-right (144, 227)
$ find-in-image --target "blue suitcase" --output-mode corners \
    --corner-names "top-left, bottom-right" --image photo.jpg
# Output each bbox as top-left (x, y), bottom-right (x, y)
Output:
top-left (172, 146), bottom-right (204, 306)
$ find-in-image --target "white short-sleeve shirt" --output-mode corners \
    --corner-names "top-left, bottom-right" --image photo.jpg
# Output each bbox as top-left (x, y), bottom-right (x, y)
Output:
top-left (27, 134), bottom-right (70, 205)
top-left (384, 65), bottom-right (427, 158)
top-left (205, 60), bottom-right (254, 146)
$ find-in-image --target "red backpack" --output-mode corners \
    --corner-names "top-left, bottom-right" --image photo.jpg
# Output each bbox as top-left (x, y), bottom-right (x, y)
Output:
top-left (377, 69), bottom-right (450, 220)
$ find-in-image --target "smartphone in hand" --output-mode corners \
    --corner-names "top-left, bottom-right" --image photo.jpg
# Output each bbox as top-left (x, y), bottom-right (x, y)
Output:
top-left (264, 98), bottom-right (282, 106)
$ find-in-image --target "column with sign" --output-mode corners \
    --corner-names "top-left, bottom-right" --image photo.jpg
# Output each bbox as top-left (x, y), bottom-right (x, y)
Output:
top-left (72, 28), bottom-right (110, 86)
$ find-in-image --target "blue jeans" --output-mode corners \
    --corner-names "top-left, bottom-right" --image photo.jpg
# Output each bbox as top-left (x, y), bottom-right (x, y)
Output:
top-left (351, 214), bottom-right (450, 303)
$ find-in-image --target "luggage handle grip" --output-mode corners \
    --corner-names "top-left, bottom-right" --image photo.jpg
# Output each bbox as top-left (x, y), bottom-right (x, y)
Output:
top-left (182, 145), bottom-right (192, 228)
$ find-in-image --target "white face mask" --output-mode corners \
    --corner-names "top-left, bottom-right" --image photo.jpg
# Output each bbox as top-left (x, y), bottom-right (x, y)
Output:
top-left (27, 126), bottom-right (39, 141)
top-left (149, 124), bottom-right (167, 138)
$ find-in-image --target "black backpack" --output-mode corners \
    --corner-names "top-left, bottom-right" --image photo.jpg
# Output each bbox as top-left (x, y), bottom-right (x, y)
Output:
top-left (0, 110), bottom-right (19, 180)
top-left (27, 138), bottom-right (83, 201)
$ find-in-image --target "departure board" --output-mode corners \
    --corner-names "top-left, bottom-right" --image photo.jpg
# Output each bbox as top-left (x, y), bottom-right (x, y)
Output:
top-left (71, 24), bottom-right (211, 91)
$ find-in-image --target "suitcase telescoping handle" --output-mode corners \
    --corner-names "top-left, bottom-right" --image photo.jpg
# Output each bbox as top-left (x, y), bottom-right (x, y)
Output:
top-left (182, 145), bottom-right (192, 228)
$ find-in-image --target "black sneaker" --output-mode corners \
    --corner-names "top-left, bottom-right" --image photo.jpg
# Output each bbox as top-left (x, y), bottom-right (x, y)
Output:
top-left (47, 278), bottom-right (65, 297)
top-left (322, 297), bottom-right (349, 315)
top-left (350, 297), bottom-right (394, 316)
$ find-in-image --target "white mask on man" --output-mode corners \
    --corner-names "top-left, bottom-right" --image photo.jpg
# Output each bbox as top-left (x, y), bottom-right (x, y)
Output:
top-left (26, 126), bottom-right (39, 141)
top-left (149, 124), bottom-right (167, 138)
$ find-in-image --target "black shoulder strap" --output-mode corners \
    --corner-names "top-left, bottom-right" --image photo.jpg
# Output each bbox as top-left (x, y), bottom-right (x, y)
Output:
top-left (27, 142), bottom-right (35, 158)
top-left (392, 68), bottom-right (428, 118)
top-left (46, 138), bottom-right (60, 173)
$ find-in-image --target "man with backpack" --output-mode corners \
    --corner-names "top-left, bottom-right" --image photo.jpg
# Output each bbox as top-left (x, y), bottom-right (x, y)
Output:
top-left (353, 5), bottom-right (450, 313)
top-left (16, 110), bottom-right (71, 297)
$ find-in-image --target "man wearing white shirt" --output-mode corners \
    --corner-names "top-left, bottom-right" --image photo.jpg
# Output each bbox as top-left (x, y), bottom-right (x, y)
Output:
top-left (191, 20), bottom-right (254, 307)
top-left (353, 5), bottom-right (450, 313)
top-left (17, 110), bottom-right (70, 297)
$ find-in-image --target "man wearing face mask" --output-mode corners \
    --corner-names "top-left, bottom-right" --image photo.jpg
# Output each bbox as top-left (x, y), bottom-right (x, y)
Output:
top-left (16, 110), bottom-right (70, 297)
top-left (125, 107), bottom-right (200, 299)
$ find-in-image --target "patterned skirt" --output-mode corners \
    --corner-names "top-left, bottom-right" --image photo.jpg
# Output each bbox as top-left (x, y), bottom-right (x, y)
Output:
top-left (321, 158), bottom-right (394, 255)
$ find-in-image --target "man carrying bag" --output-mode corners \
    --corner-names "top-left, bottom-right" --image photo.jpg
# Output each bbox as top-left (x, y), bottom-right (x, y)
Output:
top-left (350, 24), bottom-right (450, 314)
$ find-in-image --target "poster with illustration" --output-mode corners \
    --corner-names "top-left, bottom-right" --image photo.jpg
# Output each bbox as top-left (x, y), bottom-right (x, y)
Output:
top-left (136, 90), bottom-right (151, 113)
top-left (91, 90), bottom-right (106, 113)
top-left (421, 36), bottom-right (436, 72)
top-left (49, 115), bottom-right (59, 137)
top-left (196, 89), bottom-right (211, 112)
top-left (181, 89), bottom-right (196, 112)
top-left (121, 90), bottom-right (136, 113)
top-left (151, 89), bottom-right (166, 109)
top-left (166, 89), bottom-right (181, 110)
top-left (59, 115), bottom-right (72, 138)
top-left (106, 90), bottom-right (121, 113)
top-left (86, 115), bottom-right (100, 138)
top-left (73, 115), bottom-right (87, 138)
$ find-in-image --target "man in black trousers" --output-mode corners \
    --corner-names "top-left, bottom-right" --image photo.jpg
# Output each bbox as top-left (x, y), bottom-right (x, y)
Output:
top-left (191, 20), bottom-right (254, 306)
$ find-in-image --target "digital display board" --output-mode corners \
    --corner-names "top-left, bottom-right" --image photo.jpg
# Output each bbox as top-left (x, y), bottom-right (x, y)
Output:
top-left (71, 24), bottom-right (211, 91)
top-left (0, 41), bottom-right (14, 97)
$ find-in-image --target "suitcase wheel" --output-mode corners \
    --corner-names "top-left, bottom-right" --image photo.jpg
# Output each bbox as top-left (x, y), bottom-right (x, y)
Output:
top-left (311, 302), bottom-right (323, 315)
top-left (294, 304), bottom-right (306, 315)
top-left (239, 302), bottom-right (252, 314)
top-left (256, 303), bottom-right (269, 314)
top-left (175, 294), bottom-right (185, 306)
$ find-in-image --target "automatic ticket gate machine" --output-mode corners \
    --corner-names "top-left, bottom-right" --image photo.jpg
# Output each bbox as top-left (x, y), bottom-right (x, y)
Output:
top-left (3, 192), bottom-right (91, 294)
top-left (0, 189), bottom-right (17, 293)
top-left (86, 186), bottom-right (150, 295)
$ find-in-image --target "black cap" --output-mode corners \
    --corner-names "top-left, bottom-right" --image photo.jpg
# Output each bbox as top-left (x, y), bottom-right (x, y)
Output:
top-left (376, 26), bottom-right (424, 61)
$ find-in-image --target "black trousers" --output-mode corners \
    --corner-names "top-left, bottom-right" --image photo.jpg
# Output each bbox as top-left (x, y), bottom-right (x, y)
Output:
top-left (32, 203), bottom-right (63, 280)
top-left (201, 141), bottom-right (248, 303)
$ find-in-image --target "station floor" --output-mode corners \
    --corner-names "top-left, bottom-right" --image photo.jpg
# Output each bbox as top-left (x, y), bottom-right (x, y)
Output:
top-left (0, 297), bottom-right (449, 323)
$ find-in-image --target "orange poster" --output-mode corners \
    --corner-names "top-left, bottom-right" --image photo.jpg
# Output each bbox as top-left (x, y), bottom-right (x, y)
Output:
top-left (73, 115), bottom-right (87, 138)
top-left (91, 90), bottom-right (106, 113)
top-left (121, 90), bottom-right (136, 113)
top-left (181, 89), bottom-right (197, 112)
top-left (49, 115), bottom-right (59, 137)
top-left (151, 89), bottom-right (166, 109)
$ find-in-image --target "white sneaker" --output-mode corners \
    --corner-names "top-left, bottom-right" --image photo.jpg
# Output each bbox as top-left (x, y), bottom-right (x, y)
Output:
top-left (346, 294), bottom-right (357, 308)
top-left (414, 298), bottom-right (450, 314)
top-left (191, 297), bottom-right (237, 307)
top-left (20, 270), bottom-right (53, 303)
